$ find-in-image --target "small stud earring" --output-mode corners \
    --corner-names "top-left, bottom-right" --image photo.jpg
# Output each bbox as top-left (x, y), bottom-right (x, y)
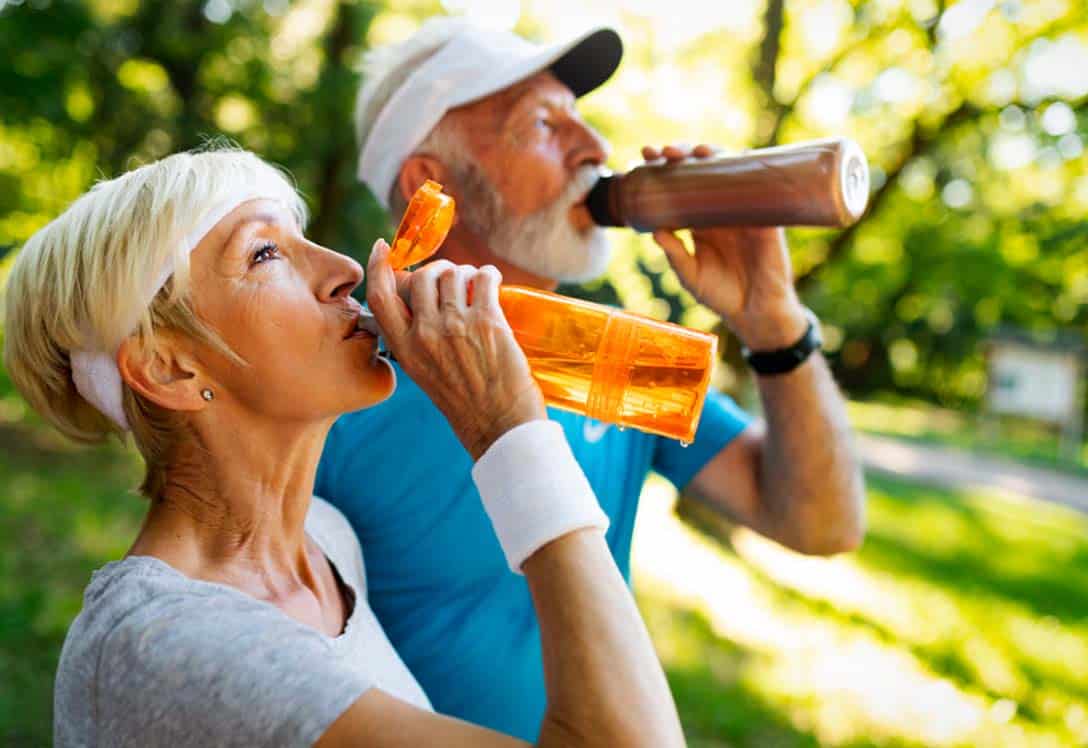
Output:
top-left (201, 388), bottom-right (214, 401)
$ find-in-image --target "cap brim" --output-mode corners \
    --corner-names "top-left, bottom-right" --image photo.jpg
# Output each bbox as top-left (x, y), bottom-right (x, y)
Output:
top-left (449, 27), bottom-right (623, 111)
top-left (549, 27), bottom-right (623, 98)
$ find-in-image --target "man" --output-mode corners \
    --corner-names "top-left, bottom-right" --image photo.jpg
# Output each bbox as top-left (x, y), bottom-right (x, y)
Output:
top-left (317, 17), bottom-right (865, 741)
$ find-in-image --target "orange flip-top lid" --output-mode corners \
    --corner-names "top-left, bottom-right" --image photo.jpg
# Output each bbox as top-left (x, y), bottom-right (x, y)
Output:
top-left (389, 179), bottom-right (456, 270)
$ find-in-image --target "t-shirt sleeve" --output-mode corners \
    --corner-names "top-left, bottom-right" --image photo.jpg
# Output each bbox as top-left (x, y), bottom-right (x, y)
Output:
top-left (95, 593), bottom-right (372, 748)
top-left (652, 389), bottom-right (752, 490)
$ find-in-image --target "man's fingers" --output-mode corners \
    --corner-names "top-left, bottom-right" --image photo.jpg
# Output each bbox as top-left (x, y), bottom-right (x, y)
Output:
top-left (366, 238), bottom-right (411, 345)
top-left (653, 229), bottom-right (698, 283)
top-left (644, 143), bottom-right (718, 165)
top-left (661, 143), bottom-right (692, 162)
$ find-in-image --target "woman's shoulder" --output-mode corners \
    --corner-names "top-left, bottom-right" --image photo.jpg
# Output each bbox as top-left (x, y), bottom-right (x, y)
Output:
top-left (58, 557), bottom-right (324, 685)
top-left (307, 495), bottom-right (356, 541)
top-left (308, 496), bottom-right (367, 584)
top-left (55, 556), bottom-right (368, 747)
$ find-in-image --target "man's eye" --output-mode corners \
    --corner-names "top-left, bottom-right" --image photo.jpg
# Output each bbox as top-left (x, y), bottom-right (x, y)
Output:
top-left (252, 241), bottom-right (279, 265)
top-left (535, 117), bottom-right (555, 132)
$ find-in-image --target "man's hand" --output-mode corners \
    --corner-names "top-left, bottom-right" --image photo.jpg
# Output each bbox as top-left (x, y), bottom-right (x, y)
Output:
top-left (643, 143), bottom-right (808, 351)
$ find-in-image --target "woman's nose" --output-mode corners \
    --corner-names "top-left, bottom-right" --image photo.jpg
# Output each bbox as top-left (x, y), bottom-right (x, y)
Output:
top-left (314, 244), bottom-right (364, 302)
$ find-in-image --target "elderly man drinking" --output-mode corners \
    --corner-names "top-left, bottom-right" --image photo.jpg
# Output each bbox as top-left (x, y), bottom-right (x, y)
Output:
top-left (318, 17), bottom-right (866, 741)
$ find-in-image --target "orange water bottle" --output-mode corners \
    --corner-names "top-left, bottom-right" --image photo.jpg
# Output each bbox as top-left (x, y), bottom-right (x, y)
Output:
top-left (386, 180), bottom-right (717, 443)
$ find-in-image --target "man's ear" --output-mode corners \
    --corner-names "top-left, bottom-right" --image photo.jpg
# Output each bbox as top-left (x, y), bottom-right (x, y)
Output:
top-left (116, 335), bottom-right (206, 414)
top-left (396, 155), bottom-right (449, 206)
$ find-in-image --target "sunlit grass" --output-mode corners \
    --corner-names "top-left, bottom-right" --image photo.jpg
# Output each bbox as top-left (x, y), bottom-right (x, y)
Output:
top-left (634, 475), bottom-right (1088, 747)
top-left (4, 423), bottom-right (1088, 746)
top-left (0, 425), bottom-right (143, 746)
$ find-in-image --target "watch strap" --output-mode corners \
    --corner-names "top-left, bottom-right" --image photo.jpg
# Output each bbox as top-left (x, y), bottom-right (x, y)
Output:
top-left (742, 309), bottom-right (821, 376)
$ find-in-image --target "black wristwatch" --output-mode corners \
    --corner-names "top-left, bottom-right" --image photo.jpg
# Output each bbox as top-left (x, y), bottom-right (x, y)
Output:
top-left (741, 307), bottom-right (822, 376)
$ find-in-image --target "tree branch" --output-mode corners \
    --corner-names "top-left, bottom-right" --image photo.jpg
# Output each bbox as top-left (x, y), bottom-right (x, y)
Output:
top-left (797, 101), bottom-right (981, 290)
top-left (754, 0), bottom-right (786, 115)
top-left (306, 0), bottom-right (358, 246)
top-left (797, 89), bottom-right (1086, 290)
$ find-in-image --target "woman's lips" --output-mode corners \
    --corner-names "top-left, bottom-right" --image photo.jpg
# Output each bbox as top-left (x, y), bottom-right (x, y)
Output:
top-left (343, 314), bottom-right (377, 341)
top-left (355, 309), bottom-right (383, 337)
top-left (346, 328), bottom-right (376, 341)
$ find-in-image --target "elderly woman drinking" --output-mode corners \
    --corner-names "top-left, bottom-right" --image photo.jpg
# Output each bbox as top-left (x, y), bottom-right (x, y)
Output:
top-left (2, 148), bottom-right (683, 747)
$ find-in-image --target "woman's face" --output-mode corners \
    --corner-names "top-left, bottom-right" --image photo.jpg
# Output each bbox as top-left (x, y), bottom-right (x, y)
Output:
top-left (184, 198), bottom-right (394, 424)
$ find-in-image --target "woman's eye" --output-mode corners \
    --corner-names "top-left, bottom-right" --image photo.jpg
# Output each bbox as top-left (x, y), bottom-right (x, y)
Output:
top-left (251, 241), bottom-right (279, 265)
top-left (535, 117), bottom-right (555, 133)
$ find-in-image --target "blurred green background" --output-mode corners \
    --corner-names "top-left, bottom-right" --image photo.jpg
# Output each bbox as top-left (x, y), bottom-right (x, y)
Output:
top-left (2, 0), bottom-right (1087, 745)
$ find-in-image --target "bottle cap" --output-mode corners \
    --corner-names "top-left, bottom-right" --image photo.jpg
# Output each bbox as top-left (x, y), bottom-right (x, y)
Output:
top-left (389, 179), bottom-right (456, 270)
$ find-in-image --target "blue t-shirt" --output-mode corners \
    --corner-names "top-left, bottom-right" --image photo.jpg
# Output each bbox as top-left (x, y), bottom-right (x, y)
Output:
top-left (316, 364), bottom-right (750, 740)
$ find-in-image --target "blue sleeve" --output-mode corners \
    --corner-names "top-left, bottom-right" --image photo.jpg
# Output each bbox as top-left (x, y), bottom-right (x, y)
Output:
top-left (652, 389), bottom-right (752, 490)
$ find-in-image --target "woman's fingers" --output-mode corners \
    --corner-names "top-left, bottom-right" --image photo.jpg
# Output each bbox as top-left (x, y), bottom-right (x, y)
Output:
top-left (409, 259), bottom-right (455, 323)
top-left (437, 265), bottom-right (476, 337)
top-left (470, 265), bottom-right (503, 314)
top-left (366, 239), bottom-right (411, 346)
top-left (438, 265), bottom-right (472, 314)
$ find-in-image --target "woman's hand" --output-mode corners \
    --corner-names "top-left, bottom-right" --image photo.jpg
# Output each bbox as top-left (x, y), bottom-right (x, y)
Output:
top-left (366, 239), bottom-right (545, 460)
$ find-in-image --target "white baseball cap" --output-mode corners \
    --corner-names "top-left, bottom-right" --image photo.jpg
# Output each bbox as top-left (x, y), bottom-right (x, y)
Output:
top-left (357, 22), bottom-right (623, 209)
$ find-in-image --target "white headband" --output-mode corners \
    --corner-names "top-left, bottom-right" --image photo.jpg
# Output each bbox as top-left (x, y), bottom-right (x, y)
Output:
top-left (71, 193), bottom-right (271, 431)
top-left (357, 25), bottom-right (622, 209)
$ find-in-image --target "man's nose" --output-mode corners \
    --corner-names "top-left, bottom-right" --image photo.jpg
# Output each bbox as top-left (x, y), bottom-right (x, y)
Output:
top-left (567, 119), bottom-right (611, 171)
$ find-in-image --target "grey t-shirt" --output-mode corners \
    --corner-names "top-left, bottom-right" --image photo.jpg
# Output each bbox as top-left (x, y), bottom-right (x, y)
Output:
top-left (54, 497), bottom-right (431, 747)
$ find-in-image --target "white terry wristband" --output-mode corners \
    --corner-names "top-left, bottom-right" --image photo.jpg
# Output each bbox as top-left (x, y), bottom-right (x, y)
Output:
top-left (472, 420), bottom-right (609, 574)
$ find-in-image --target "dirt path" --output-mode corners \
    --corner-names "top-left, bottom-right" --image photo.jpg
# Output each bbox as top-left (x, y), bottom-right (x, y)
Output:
top-left (859, 434), bottom-right (1088, 513)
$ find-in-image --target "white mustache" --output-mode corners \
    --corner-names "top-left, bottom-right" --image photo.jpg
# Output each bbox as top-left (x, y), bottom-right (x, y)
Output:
top-left (559, 165), bottom-right (604, 211)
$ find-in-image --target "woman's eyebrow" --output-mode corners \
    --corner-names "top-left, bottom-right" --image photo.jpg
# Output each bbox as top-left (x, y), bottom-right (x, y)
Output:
top-left (224, 212), bottom-right (282, 252)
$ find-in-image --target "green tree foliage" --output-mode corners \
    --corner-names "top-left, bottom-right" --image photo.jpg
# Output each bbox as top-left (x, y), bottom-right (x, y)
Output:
top-left (0, 0), bottom-right (385, 260)
top-left (1, 0), bottom-right (1086, 416)
top-left (554, 0), bottom-right (1088, 412)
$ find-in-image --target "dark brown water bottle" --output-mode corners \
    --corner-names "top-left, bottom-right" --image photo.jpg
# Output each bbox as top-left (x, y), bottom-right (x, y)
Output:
top-left (585, 137), bottom-right (869, 231)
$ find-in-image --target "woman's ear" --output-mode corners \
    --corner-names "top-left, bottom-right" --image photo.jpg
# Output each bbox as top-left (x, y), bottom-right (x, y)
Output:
top-left (117, 335), bottom-right (206, 413)
top-left (396, 155), bottom-right (448, 207)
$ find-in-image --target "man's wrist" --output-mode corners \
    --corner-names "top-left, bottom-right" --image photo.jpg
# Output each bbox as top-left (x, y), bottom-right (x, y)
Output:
top-left (730, 301), bottom-right (809, 351)
top-left (741, 306), bottom-right (822, 376)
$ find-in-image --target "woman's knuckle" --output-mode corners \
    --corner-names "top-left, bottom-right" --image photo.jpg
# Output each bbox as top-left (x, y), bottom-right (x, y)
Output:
top-left (446, 317), bottom-right (468, 338)
top-left (412, 323), bottom-right (435, 346)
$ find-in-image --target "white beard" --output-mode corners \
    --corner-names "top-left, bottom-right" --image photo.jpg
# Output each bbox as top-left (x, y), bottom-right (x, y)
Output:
top-left (455, 163), bottom-right (613, 283)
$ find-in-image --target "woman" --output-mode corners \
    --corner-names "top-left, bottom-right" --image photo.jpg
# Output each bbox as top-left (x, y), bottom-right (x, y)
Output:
top-left (3, 148), bottom-right (683, 747)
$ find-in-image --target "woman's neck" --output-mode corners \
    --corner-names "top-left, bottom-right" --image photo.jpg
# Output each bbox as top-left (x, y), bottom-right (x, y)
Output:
top-left (130, 415), bottom-right (331, 593)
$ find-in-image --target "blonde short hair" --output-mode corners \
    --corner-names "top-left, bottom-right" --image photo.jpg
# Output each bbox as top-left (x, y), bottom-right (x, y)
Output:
top-left (2, 147), bottom-right (306, 498)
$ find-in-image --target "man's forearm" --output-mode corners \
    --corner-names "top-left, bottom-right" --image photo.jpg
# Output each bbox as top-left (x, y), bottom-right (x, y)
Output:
top-left (753, 352), bottom-right (865, 554)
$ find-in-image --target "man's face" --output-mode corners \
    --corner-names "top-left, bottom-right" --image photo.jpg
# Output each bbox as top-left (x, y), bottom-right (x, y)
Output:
top-left (445, 72), bottom-right (614, 282)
